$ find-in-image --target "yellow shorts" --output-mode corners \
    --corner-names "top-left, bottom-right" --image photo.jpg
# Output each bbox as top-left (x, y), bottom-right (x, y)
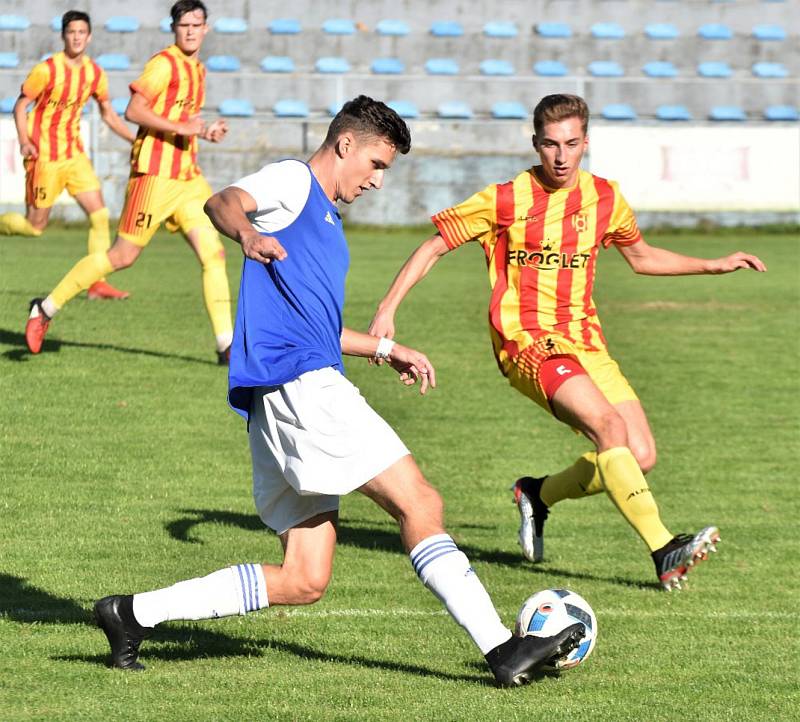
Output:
top-left (503, 335), bottom-right (638, 414)
top-left (117, 173), bottom-right (214, 247)
top-left (24, 153), bottom-right (100, 208)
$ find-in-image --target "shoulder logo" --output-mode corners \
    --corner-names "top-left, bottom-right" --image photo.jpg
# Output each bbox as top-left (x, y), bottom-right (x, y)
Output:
top-left (324, 211), bottom-right (335, 225)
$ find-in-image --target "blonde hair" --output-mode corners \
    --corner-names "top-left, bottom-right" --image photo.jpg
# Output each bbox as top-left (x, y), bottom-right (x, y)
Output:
top-left (533, 94), bottom-right (590, 137)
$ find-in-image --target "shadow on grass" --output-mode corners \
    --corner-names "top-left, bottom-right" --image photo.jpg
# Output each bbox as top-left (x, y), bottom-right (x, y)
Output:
top-left (0, 327), bottom-right (215, 365)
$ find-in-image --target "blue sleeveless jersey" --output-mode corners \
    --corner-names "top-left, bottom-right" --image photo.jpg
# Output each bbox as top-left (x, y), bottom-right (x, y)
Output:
top-left (228, 167), bottom-right (349, 419)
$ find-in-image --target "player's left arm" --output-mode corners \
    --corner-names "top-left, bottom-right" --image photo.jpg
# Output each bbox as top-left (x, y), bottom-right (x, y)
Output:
top-left (97, 99), bottom-right (137, 144)
top-left (616, 238), bottom-right (767, 275)
top-left (200, 119), bottom-right (228, 143)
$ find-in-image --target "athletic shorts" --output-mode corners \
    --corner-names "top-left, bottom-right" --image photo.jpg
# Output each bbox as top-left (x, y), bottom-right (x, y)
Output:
top-left (503, 335), bottom-right (638, 413)
top-left (117, 173), bottom-right (214, 247)
top-left (24, 153), bottom-right (100, 208)
top-left (248, 367), bottom-right (411, 535)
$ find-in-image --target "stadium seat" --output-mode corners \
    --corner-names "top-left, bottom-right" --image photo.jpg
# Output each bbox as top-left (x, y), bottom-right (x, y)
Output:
top-left (764, 105), bottom-right (799, 121)
top-left (425, 58), bottom-right (459, 75)
top-left (215, 18), bottom-right (248, 34)
top-left (104, 17), bottom-right (139, 33)
top-left (376, 20), bottom-right (410, 36)
top-left (438, 101), bottom-right (472, 119)
top-left (323, 19), bottom-right (355, 35)
top-left (219, 99), bottom-right (254, 117)
top-left (50, 16), bottom-right (63, 32)
top-left (0, 52), bottom-right (20, 69)
top-left (430, 21), bottom-right (463, 37)
top-left (591, 22), bottom-right (625, 40)
top-left (698, 24), bottom-right (733, 40)
top-left (269, 19), bottom-right (301, 35)
top-left (645, 23), bottom-right (679, 40)
top-left (588, 61), bottom-right (624, 77)
top-left (709, 105), bottom-right (746, 121)
top-left (491, 101), bottom-right (528, 119)
top-left (111, 97), bottom-right (129, 114)
top-left (480, 59), bottom-right (515, 76)
top-left (328, 102), bottom-right (343, 117)
top-left (643, 61), bottom-right (677, 78)
top-left (752, 62), bottom-right (788, 78)
top-left (601, 104), bottom-right (637, 121)
top-left (534, 60), bottom-right (568, 76)
top-left (536, 22), bottom-right (572, 38)
top-left (273, 99), bottom-right (309, 117)
top-left (483, 21), bottom-right (517, 38)
top-left (0, 97), bottom-right (16, 113)
top-left (387, 100), bottom-right (419, 119)
top-left (656, 104), bottom-right (692, 121)
top-left (315, 57), bottom-right (350, 74)
top-left (207, 56), bottom-right (241, 72)
top-left (96, 54), bottom-right (131, 71)
top-left (752, 25), bottom-right (786, 41)
top-left (0, 15), bottom-right (30, 30)
top-left (698, 61), bottom-right (732, 78)
top-left (260, 56), bottom-right (295, 73)
top-left (371, 57), bottom-right (405, 74)
top-left (159, 17), bottom-right (172, 33)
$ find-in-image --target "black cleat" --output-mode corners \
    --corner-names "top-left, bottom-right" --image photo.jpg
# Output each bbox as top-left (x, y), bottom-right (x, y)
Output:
top-left (486, 623), bottom-right (585, 687)
top-left (652, 526), bottom-right (721, 591)
top-left (93, 594), bottom-right (153, 670)
top-left (217, 345), bottom-right (231, 366)
top-left (512, 476), bottom-right (549, 562)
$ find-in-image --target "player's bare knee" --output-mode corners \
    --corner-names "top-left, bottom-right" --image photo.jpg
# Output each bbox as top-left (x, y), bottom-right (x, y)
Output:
top-left (402, 478), bottom-right (444, 525)
top-left (632, 444), bottom-right (657, 474)
top-left (292, 568), bottom-right (331, 604)
top-left (592, 409), bottom-right (628, 450)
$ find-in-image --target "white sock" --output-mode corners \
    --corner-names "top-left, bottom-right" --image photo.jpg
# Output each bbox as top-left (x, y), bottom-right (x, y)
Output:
top-left (215, 331), bottom-right (233, 353)
top-left (40, 296), bottom-right (59, 319)
top-left (409, 533), bottom-right (512, 654)
top-left (132, 563), bottom-right (268, 628)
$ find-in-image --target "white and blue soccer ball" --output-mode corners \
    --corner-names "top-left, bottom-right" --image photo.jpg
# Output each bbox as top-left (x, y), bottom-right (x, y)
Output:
top-left (515, 588), bottom-right (597, 670)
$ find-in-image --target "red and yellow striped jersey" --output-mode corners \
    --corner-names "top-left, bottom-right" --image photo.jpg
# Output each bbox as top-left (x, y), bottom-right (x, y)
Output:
top-left (129, 45), bottom-right (206, 181)
top-left (21, 52), bottom-right (108, 162)
top-left (432, 167), bottom-right (642, 363)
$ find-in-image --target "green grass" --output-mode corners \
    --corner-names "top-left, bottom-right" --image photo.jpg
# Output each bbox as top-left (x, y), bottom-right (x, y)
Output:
top-left (1, 225), bottom-right (798, 721)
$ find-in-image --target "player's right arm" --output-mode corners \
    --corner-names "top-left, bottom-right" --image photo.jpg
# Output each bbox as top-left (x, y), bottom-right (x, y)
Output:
top-left (12, 94), bottom-right (37, 159)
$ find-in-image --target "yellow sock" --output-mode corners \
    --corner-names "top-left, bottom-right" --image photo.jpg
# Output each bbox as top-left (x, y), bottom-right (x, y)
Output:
top-left (87, 208), bottom-right (111, 283)
top-left (596, 447), bottom-right (673, 551)
top-left (50, 252), bottom-right (115, 309)
top-left (0, 212), bottom-right (43, 237)
top-left (540, 452), bottom-right (603, 507)
top-left (196, 228), bottom-right (233, 347)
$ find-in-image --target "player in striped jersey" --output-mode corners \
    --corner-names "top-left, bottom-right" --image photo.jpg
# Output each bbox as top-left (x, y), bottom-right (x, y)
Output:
top-left (0, 11), bottom-right (135, 300)
top-left (369, 94), bottom-right (766, 591)
top-left (25, 1), bottom-right (233, 364)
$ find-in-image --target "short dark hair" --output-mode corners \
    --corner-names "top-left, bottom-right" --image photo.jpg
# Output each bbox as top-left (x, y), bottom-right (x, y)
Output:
top-left (324, 95), bottom-right (411, 155)
top-left (170, 0), bottom-right (208, 25)
top-left (533, 94), bottom-right (590, 137)
top-left (61, 10), bottom-right (91, 35)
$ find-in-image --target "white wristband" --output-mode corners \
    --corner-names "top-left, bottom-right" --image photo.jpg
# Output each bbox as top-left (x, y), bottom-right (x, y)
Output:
top-left (375, 337), bottom-right (395, 359)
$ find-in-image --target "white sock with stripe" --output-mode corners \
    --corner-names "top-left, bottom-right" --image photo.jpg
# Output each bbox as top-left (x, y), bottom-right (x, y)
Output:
top-left (409, 533), bottom-right (512, 654)
top-left (131, 564), bottom-right (268, 628)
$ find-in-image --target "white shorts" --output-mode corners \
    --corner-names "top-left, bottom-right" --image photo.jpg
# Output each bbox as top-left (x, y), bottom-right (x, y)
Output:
top-left (248, 367), bottom-right (410, 535)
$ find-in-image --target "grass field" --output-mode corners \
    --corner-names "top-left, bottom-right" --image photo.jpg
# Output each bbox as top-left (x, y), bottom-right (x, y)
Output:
top-left (1, 225), bottom-right (798, 721)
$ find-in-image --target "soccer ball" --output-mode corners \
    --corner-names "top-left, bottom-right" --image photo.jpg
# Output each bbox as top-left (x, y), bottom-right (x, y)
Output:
top-left (515, 588), bottom-right (597, 670)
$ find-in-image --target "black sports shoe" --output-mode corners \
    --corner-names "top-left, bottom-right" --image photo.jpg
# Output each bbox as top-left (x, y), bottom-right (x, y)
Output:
top-left (486, 623), bottom-right (585, 687)
top-left (512, 476), bottom-right (549, 562)
top-left (651, 526), bottom-right (720, 591)
top-left (217, 345), bottom-right (231, 366)
top-left (94, 595), bottom-right (153, 670)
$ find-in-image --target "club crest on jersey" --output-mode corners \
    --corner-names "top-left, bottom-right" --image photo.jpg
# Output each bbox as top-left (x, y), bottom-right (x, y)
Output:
top-left (571, 212), bottom-right (589, 233)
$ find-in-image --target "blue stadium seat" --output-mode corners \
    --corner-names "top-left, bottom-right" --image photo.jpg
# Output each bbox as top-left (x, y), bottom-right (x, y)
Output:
top-left (0, 97), bottom-right (17, 113)
top-left (602, 104), bottom-right (637, 121)
top-left (643, 61), bottom-right (677, 78)
top-left (96, 54), bottom-right (131, 71)
top-left (0, 52), bottom-right (20, 69)
top-left (159, 17), bottom-right (172, 33)
top-left (480, 59), bottom-right (515, 76)
top-left (269, 19), bottom-right (301, 35)
top-left (764, 105), bottom-right (799, 121)
top-left (588, 60), bottom-right (624, 77)
top-left (698, 61), bottom-right (732, 78)
top-left (430, 21), bottom-right (463, 37)
top-left (376, 20), bottom-right (410, 36)
top-left (534, 60), bottom-right (568, 77)
top-left (371, 57), bottom-right (405, 74)
top-left (709, 106), bottom-right (746, 121)
top-left (105, 17), bottom-right (139, 33)
top-left (323, 19), bottom-right (355, 35)
top-left (39, 53), bottom-right (53, 62)
top-left (387, 100), bottom-right (419, 119)
top-left (219, 99), bottom-right (254, 117)
top-left (536, 22), bottom-right (572, 38)
top-left (656, 105), bottom-right (692, 121)
top-left (0, 14), bottom-right (30, 30)
top-left (491, 101), bottom-right (527, 119)
top-left (273, 99), bottom-right (309, 117)
top-left (438, 101), bottom-right (472, 119)
top-left (698, 24), bottom-right (733, 40)
top-left (260, 56), bottom-right (295, 73)
top-left (315, 57), bottom-right (350, 74)
top-left (111, 97), bottom-right (129, 114)
top-left (484, 21), bottom-right (517, 38)
top-left (645, 23), bottom-right (679, 40)
top-left (752, 62), bottom-right (788, 78)
top-left (591, 22), bottom-right (625, 40)
top-left (328, 102), bottom-right (344, 117)
top-left (215, 18), bottom-right (248, 34)
top-left (425, 58), bottom-right (459, 75)
top-left (50, 16), bottom-right (63, 32)
top-left (752, 24), bottom-right (786, 41)
top-left (207, 56), bottom-right (241, 72)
